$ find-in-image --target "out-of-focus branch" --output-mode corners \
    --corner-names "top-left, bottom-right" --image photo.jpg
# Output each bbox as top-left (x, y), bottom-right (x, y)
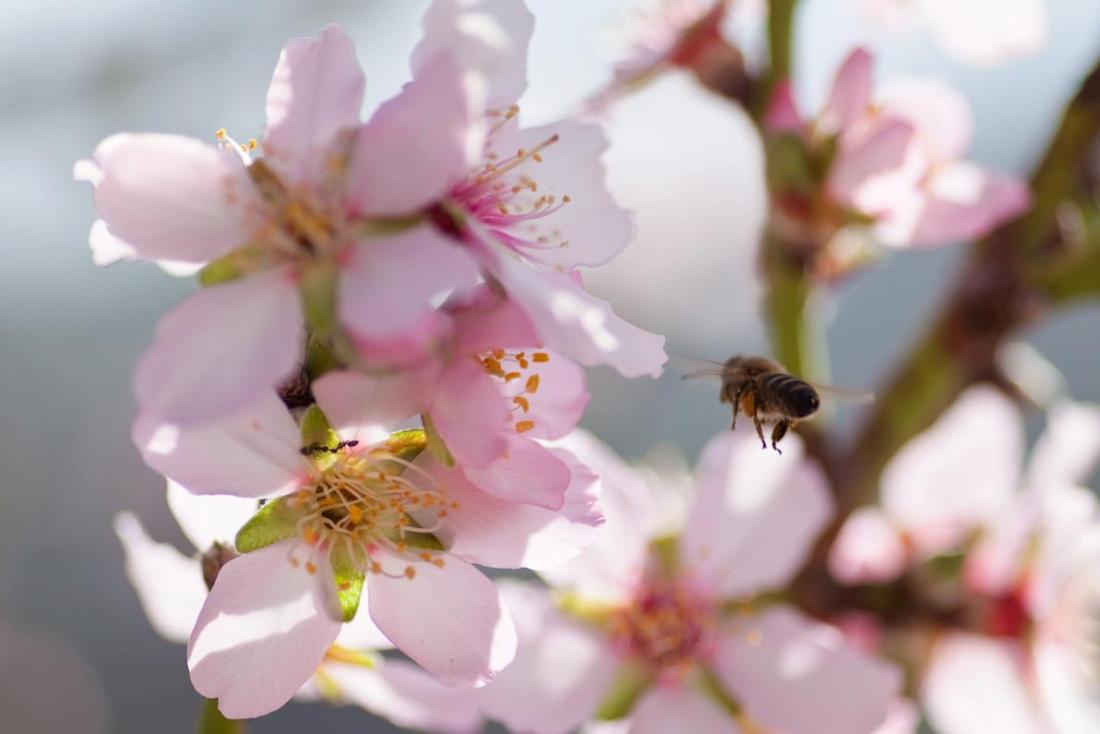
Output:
top-left (198, 698), bottom-right (244, 734)
top-left (835, 60), bottom-right (1100, 511)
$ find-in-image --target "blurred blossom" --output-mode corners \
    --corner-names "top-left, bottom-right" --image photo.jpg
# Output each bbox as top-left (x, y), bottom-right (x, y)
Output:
top-left (115, 484), bottom-right (482, 732)
top-left (829, 386), bottom-right (1100, 734)
top-left (767, 47), bottom-right (1030, 252)
top-left (861, 0), bottom-right (1048, 67)
top-left (478, 428), bottom-right (901, 734)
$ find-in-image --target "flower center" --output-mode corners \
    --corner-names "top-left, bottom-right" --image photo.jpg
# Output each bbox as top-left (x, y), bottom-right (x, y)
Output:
top-left (288, 450), bottom-right (457, 580)
top-left (612, 583), bottom-right (713, 675)
top-left (449, 114), bottom-right (573, 261)
top-left (480, 348), bottom-right (551, 434)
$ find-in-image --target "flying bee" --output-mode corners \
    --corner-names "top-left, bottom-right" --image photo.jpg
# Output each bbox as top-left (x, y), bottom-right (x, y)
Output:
top-left (681, 355), bottom-right (872, 454)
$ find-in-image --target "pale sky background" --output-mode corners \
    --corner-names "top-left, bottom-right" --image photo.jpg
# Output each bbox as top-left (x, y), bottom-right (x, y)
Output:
top-left (0, 1), bottom-right (1097, 731)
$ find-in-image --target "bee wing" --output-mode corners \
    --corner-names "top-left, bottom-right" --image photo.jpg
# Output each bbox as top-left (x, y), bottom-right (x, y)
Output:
top-left (808, 383), bottom-right (876, 405)
top-left (669, 354), bottom-right (726, 382)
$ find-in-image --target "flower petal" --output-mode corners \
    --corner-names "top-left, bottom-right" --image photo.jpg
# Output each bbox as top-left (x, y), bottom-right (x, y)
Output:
top-left (431, 358), bottom-right (512, 469)
top-left (321, 659), bottom-right (483, 733)
top-left (262, 25), bottom-right (365, 186)
top-left (627, 685), bottom-right (738, 734)
top-left (821, 48), bottom-right (873, 135)
top-left (114, 512), bottom-right (207, 645)
top-left (411, 0), bottom-right (534, 110)
top-left (133, 390), bottom-right (308, 498)
top-left (485, 120), bottom-right (635, 270)
top-left (460, 435), bottom-right (571, 509)
top-left (420, 447), bottom-right (600, 569)
top-left (508, 349), bottom-right (588, 440)
top-left (133, 270), bottom-right (303, 426)
top-left (81, 133), bottom-right (254, 264)
top-left (828, 507), bottom-right (909, 586)
top-left (922, 634), bottom-right (1043, 734)
top-left (188, 540), bottom-right (342, 719)
top-left (681, 428), bottom-right (833, 598)
top-left (829, 117), bottom-right (919, 213)
top-left (312, 369), bottom-right (432, 446)
top-left (367, 553), bottom-right (516, 687)
top-left (882, 385), bottom-right (1023, 554)
top-left (1026, 399), bottom-right (1100, 492)
top-left (334, 605), bottom-right (394, 651)
top-left (878, 78), bottom-right (973, 160)
top-left (347, 55), bottom-right (475, 217)
top-left (476, 580), bottom-right (618, 734)
top-left (166, 481), bottom-right (264, 552)
top-left (713, 607), bottom-right (901, 734)
top-left (900, 164), bottom-right (1031, 248)
top-left (1034, 636), bottom-right (1100, 734)
top-left (496, 259), bottom-right (667, 378)
top-left (919, 0), bottom-right (1047, 67)
top-left (339, 226), bottom-right (480, 345)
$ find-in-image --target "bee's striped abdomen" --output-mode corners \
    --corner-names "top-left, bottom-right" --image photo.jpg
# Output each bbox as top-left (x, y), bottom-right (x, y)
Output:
top-left (759, 373), bottom-right (820, 418)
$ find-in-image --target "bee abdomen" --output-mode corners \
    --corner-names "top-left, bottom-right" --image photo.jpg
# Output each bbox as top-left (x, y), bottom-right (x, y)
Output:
top-left (760, 373), bottom-right (820, 418)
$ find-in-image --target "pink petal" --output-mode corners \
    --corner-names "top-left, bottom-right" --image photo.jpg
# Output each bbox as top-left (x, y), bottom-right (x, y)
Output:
top-left (628, 685), bottom-right (738, 734)
top-left (460, 435), bottom-right (571, 509)
top-left (829, 118), bottom-right (919, 212)
top-left (828, 507), bottom-right (909, 586)
top-left (188, 540), bottom-right (342, 718)
top-left (476, 580), bottom-right (618, 734)
top-left (919, 0), bottom-right (1047, 67)
top-left (114, 512), bottom-right (207, 644)
top-left (166, 481), bottom-right (263, 552)
top-left (508, 349), bottom-right (588, 440)
top-left (1026, 400), bottom-right (1100, 491)
top-left (420, 447), bottom-right (601, 569)
top-left (133, 270), bottom-right (303, 425)
top-left (87, 219), bottom-right (136, 266)
top-left (878, 78), bottom-right (973, 160)
top-left (764, 81), bottom-right (804, 135)
top-left (963, 499), bottom-right (1034, 596)
top-left (495, 258), bottom-right (667, 378)
top-left (871, 699), bottom-right (920, 734)
top-left (262, 25), bottom-right (365, 186)
top-left (483, 120), bottom-right (635, 270)
top-left (347, 55), bottom-right (475, 217)
top-left (1034, 636), bottom-right (1100, 733)
top-left (366, 552), bottom-right (516, 687)
top-left (431, 358), bottom-right (512, 468)
top-left (901, 164), bottom-right (1031, 248)
top-left (321, 659), bottom-right (483, 733)
top-left (922, 634), bottom-right (1043, 734)
top-left (882, 385), bottom-right (1023, 554)
top-left (133, 391), bottom-right (308, 499)
top-left (713, 607), bottom-right (901, 734)
top-left (81, 133), bottom-right (254, 264)
top-left (681, 428), bottom-right (833, 598)
top-left (312, 369), bottom-right (433, 446)
top-left (339, 226), bottom-right (480, 345)
top-left (411, 0), bottom-right (535, 110)
top-left (821, 48), bottom-right (873, 135)
top-left (539, 431), bottom-right (661, 600)
top-left (449, 286), bottom-right (541, 354)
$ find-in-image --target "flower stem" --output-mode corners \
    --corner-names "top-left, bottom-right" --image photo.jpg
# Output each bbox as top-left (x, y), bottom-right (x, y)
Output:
top-left (835, 59), bottom-right (1100, 511)
top-left (197, 698), bottom-right (245, 734)
top-left (766, 0), bottom-right (799, 90)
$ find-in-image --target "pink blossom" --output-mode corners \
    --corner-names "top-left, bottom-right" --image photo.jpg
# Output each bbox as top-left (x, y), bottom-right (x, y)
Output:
top-left (477, 428), bottom-right (901, 734)
top-left (114, 486), bottom-right (481, 731)
top-left (314, 287), bottom-right (589, 510)
top-left (768, 48), bottom-right (1030, 250)
top-left (75, 26), bottom-right (482, 426)
top-left (131, 387), bottom-right (602, 718)
top-left (378, 0), bottom-right (669, 378)
top-left (861, 0), bottom-right (1048, 67)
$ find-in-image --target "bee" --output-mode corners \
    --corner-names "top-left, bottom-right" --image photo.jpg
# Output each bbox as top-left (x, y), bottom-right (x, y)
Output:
top-left (682, 355), bottom-right (871, 454)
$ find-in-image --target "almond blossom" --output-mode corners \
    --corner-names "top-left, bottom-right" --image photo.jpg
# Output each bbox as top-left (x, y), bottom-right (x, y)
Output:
top-left (829, 386), bottom-right (1100, 733)
top-left (477, 429), bottom-right (901, 734)
top-left (861, 0), bottom-right (1048, 67)
top-left (131, 385), bottom-right (602, 718)
top-left (766, 48), bottom-right (1030, 250)
top-left (114, 485), bottom-right (481, 731)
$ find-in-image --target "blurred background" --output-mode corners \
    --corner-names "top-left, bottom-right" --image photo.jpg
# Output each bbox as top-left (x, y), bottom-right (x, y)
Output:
top-left (1, 0), bottom-right (1097, 731)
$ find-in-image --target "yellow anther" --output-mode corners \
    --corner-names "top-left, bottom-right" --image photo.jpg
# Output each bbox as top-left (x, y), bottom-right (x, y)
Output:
top-left (215, 128), bottom-right (227, 139)
top-left (419, 552), bottom-right (434, 561)
top-left (562, 195), bottom-right (572, 203)
top-left (525, 374), bottom-right (540, 394)
top-left (515, 420), bottom-right (535, 433)
top-left (513, 396), bottom-right (531, 413)
top-left (532, 352), bottom-right (550, 363)
top-left (305, 561), bottom-right (318, 575)
top-left (492, 349), bottom-right (506, 360)
top-left (504, 371), bottom-right (522, 382)
top-left (247, 138), bottom-right (258, 150)
top-left (348, 505), bottom-right (364, 524)
top-left (405, 566), bottom-right (416, 579)
top-left (370, 561), bottom-right (383, 574)
top-left (431, 558), bottom-right (445, 568)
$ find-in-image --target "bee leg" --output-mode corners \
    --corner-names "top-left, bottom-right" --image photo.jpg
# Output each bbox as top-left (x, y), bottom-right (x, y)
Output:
top-left (753, 415), bottom-right (767, 450)
top-left (770, 420), bottom-right (789, 454)
top-left (730, 384), bottom-right (747, 430)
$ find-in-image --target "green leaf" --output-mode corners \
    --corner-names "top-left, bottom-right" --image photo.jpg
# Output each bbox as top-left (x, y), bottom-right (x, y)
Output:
top-left (595, 663), bottom-right (652, 720)
top-left (235, 496), bottom-right (306, 553)
top-left (300, 405), bottom-right (340, 452)
top-left (329, 543), bottom-right (366, 622)
top-left (197, 245), bottom-right (269, 287)
top-left (376, 429), bottom-right (428, 472)
top-left (421, 413), bottom-right (455, 467)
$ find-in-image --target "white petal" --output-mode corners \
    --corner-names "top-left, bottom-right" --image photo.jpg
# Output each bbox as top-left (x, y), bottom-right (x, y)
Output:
top-left (166, 481), bottom-right (263, 551)
top-left (627, 685), bottom-right (738, 734)
top-left (1027, 400), bottom-right (1100, 492)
